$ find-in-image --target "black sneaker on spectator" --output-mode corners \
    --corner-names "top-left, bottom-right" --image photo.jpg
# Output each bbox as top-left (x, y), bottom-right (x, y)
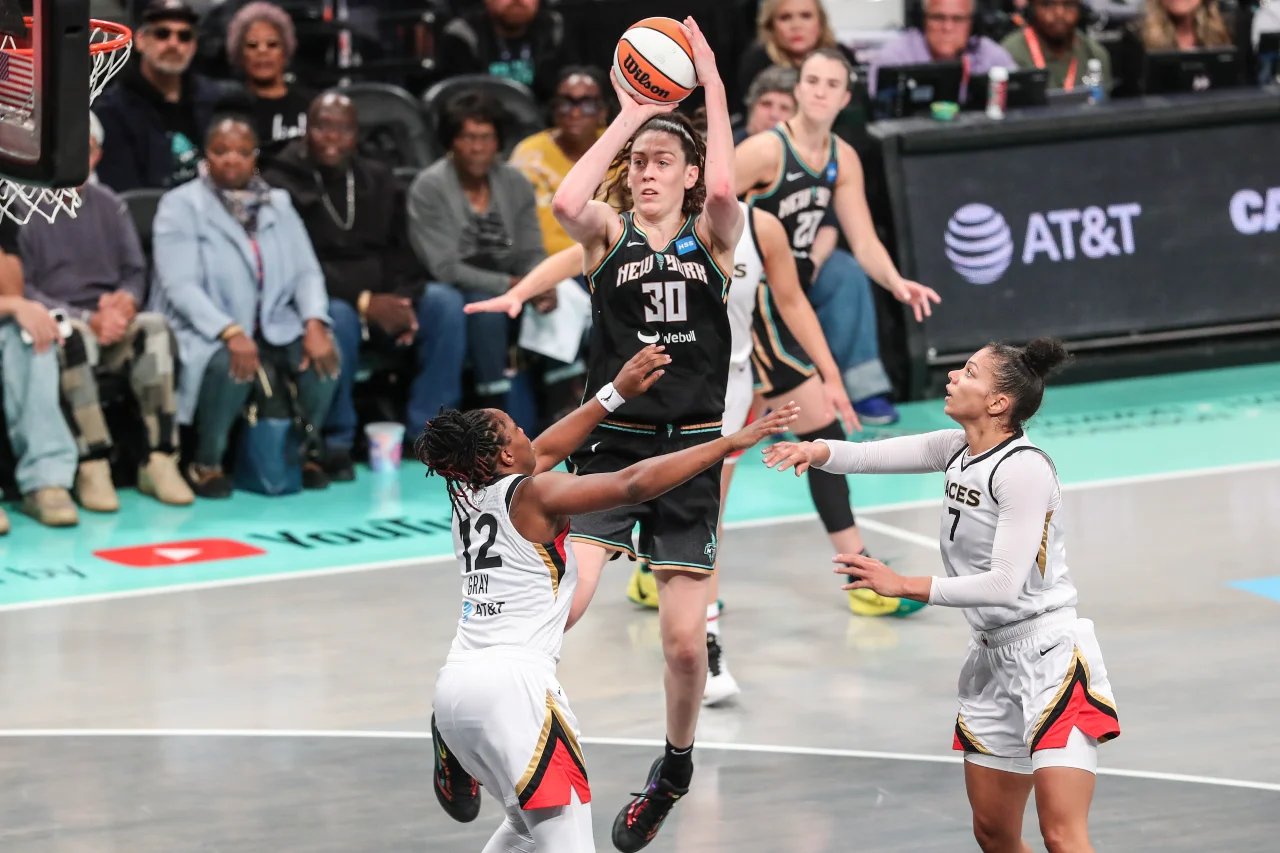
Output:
top-left (186, 463), bottom-right (232, 499)
top-left (323, 447), bottom-right (356, 482)
top-left (302, 461), bottom-right (331, 490)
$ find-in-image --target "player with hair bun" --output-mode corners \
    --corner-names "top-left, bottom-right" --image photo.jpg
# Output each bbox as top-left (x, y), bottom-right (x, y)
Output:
top-left (764, 338), bottom-right (1120, 853)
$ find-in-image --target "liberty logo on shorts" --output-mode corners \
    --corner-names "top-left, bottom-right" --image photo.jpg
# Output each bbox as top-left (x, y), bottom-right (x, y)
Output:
top-left (704, 532), bottom-right (718, 563)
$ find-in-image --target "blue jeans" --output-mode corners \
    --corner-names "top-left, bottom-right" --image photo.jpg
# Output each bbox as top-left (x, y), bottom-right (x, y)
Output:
top-left (456, 287), bottom-right (512, 401)
top-left (326, 285), bottom-right (468, 449)
top-left (1, 322), bottom-right (77, 492)
top-left (808, 249), bottom-right (892, 402)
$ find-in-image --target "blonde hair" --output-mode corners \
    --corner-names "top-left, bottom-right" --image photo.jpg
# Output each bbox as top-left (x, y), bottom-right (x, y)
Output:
top-left (756, 0), bottom-right (840, 68)
top-left (1141, 0), bottom-right (1232, 50)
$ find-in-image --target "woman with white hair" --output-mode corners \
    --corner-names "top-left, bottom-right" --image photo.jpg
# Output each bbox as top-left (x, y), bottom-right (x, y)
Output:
top-left (224, 1), bottom-right (313, 160)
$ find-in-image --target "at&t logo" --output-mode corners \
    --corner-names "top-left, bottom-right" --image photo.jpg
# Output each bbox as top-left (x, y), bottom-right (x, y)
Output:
top-left (944, 202), bottom-right (1142, 285)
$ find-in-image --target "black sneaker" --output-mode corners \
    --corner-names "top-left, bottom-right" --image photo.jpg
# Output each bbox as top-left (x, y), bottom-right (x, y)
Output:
top-left (323, 447), bottom-right (356, 482)
top-left (302, 461), bottom-right (331, 490)
top-left (703, 633), bottom-right (740, 706)
top-left (612, 756), bottom-right (688, 852)
top-left (431, 714), bottom-right (481, 822)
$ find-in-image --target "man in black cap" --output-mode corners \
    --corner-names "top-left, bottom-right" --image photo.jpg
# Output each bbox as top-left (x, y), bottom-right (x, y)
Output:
top-left (95, 0), bottom-right (236, 192)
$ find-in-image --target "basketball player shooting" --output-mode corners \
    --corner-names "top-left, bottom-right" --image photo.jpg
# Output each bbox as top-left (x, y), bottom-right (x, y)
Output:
top-left (549, 16), bottom-right (742, 852)
top-left (424, 345), bottom-right (798, 853)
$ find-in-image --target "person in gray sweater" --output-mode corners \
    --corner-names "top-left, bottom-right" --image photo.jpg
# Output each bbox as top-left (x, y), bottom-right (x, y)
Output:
top-left (407, 91), bottom-right (546, 409)
top-left (19, 115), bottom-right (193, 512)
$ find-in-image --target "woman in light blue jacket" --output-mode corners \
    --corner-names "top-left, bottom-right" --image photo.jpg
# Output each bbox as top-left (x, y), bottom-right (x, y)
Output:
top-left (150, 114), bottom-right (340, 498)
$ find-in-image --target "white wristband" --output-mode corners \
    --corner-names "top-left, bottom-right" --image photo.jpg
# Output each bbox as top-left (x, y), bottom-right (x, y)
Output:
top-left (595, 382), bottom-right (625, 413)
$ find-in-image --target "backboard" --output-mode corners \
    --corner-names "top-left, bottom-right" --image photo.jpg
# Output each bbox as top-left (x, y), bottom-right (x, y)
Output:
top-left (0, 0), bottom-right (91, 188)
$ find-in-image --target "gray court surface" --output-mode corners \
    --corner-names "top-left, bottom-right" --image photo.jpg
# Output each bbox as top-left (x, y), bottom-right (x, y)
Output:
top-left (2, 468), bottom-right (1279, 851)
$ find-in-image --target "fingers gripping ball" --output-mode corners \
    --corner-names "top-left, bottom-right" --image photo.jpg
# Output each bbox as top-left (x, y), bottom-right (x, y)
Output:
top-left (614, 17), bottom-right (696, 105)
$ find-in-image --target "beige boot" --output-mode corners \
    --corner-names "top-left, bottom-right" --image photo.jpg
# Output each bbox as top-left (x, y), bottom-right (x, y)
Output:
top-left (21, 487), bottom-right (79, 527)
top-left (0, 506), bottom-right (9, 535)
top-left (138, 452), bottom-right (195, 506)
top-left (75, 459), bottom-right (119, 513)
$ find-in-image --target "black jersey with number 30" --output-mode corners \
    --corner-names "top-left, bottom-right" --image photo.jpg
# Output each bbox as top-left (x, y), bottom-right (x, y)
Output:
top-left (585, 212), bottom-right (732, 433)
top-left (746, 124), bottom-right (839, 287)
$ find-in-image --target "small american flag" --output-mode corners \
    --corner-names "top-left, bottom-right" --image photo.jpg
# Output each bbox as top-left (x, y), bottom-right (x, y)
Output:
top-left (0, 51), bottom-right (33, 114)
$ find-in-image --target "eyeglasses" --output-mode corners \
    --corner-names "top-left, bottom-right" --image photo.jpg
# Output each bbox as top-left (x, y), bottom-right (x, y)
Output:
top-left (555, 95), bottom-right (603, 115)
top-left (924, 13), bottom-right (971, 26)
top-left (244, 39), bottom-right (282, 51)
top-left (149, 26), bottom-right (195, 43)
top-left (1034, 0), bottom-right (1081, 9)
top-left (457, 131), bottom-right (498, 145)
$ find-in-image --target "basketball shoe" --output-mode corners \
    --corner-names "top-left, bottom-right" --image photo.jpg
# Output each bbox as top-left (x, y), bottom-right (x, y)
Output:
top-left (626, 560), bottom-right (660, 608)
top-left (431, 714), bottom-right (481, 822)
top-left (703, 632), bottom-right (740, 706)
top-left (846, 551), bottom-right (927, 617)
top-left (612, 757), bottom-right (688, 852)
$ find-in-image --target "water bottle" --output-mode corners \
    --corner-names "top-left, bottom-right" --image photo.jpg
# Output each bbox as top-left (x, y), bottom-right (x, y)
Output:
top-left (1084, 58), bottom-right (1105, 105)
top-left (985, 66), bottom-right (1008, 120)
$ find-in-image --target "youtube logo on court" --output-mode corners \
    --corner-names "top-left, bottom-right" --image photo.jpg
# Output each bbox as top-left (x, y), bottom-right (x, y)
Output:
top-left (94, 538), bottom-right (266, 568)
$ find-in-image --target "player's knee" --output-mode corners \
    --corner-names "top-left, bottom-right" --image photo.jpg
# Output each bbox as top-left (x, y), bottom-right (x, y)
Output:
top-left (972, 813), bottom-right (1020, 853)
top-left (797, 422), bottom-right (854, 533)
top-left (1039, 817), bottom-right (1089, 853)
top-left (662, 626), bottom-right (707, 676)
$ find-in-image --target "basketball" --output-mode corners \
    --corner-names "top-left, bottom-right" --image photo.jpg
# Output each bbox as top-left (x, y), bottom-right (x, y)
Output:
top-left (613, 17), bottom-right (696, 105)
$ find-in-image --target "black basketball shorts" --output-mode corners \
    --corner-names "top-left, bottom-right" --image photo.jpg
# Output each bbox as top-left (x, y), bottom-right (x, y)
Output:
top-left (750, 282), bottom-right (816, 399)
top-left (567, 426), bottom-right (724, 573)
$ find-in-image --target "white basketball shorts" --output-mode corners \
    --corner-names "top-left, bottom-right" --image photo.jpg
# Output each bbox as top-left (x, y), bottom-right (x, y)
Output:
top-left (953, 608), bottom-right (1120, 774)
top-left (722, 360), bottom-right (754, 464)
top-left (434, 647), bottom-right (591, 810)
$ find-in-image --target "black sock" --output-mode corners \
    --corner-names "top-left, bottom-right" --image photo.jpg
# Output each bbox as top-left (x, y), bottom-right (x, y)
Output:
top-left (662, 739), bottom-right (693, 789)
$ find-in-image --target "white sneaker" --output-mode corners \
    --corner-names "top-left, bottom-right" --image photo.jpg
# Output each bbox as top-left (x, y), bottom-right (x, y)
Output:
top-left (703, 633), bottom-right (741, 706)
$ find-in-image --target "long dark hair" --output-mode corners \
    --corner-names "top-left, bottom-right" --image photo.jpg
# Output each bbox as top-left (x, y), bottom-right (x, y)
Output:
top-left (415, 409), bottom-right (505, 514)
top-left (600, 112), bottom-right (707, 219)
top-left (988, 338), bottom-right (1072, 431)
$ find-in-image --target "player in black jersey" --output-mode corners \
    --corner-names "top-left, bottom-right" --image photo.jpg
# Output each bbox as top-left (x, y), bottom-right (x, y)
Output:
top-left (736, 47), bottom-right (942, 618)
top-left (550, 17), bottom-right (747, 853)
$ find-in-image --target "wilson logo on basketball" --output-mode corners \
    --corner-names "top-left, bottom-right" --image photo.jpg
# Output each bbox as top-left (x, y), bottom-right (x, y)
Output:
top-left (622, 54), bottom-right (671, 100)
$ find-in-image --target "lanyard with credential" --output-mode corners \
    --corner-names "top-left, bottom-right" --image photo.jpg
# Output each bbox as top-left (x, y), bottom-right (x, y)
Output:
top-left (1023, 27), bottom-right (1078, 90)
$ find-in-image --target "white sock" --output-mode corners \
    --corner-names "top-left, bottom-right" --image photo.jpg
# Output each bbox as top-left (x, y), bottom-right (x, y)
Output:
top-left (706, 603), bottom-right (720, 638)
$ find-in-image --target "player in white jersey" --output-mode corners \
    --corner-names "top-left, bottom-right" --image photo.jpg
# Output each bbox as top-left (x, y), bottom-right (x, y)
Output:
top-left (419, 345), bottom-right (798, 853)
top-left (764, 338), bottom-right (1120, 853)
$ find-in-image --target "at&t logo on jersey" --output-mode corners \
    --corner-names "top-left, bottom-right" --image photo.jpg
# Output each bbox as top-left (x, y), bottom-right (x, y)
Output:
top-left (945, 202), bottom-right (1142, 285)
top-left (461, 601), bottom-right (473, 623)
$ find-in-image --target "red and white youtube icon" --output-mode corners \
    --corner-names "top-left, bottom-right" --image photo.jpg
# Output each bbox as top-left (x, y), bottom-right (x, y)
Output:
top-left (94, 538), bottom-right (265, 568)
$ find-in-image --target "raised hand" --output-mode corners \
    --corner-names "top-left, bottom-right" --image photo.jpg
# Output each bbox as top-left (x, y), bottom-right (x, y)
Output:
top-left (727, 401), bottom-right (800, 451)
top-left (891, 278), bottom-right (942, 323)
top-left (833, 552), bottom-right (908, 598)
top-left (612, 344), bottom-right (671, 400)
top-left (610, 68), bottom-right (677, 123)
top-left (762, 439), bottom-right (832, 476)
top-left (682, 17), bottom-right (720, 88)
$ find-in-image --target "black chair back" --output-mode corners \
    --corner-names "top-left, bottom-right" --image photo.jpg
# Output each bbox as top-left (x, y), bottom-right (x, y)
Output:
top-left (422, 75), bottom-right (544, 158)
top-left (340, 82), bottom-right (440, 170)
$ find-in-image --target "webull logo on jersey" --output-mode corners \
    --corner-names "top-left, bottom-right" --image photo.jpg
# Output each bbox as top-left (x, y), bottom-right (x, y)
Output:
top-left (944, 202), bottom-right (1142, 285)
top-left (637, 329), bottom-right (698, 345)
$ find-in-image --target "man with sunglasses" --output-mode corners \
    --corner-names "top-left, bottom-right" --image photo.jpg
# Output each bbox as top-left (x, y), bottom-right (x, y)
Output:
top-left (1001, 0), bottom-right (1112, 90)
top-left (95, 0), bottom-right (236, 193)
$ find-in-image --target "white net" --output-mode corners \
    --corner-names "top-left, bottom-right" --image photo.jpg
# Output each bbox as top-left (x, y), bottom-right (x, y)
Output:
top-left (0, 20), bottom-right (132, 225)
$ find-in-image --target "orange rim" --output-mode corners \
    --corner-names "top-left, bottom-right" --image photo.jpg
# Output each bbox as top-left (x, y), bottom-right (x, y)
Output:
top-left (5, 16), bottom-right (133, 57)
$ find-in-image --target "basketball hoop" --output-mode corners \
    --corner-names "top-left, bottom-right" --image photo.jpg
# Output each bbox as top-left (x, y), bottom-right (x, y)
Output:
top-left (0, 17), bottom-right (132, 225)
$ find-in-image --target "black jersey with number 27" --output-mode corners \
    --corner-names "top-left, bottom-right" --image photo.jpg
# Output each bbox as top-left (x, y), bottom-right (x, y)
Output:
top-left (585, 212), bottom-right (732, 433)
top-left (746, 124), bottom-right (838, 288)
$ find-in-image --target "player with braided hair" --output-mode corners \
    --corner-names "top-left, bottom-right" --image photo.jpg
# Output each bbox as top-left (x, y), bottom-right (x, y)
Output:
top-left (425, 343), bottom-right (799, 853)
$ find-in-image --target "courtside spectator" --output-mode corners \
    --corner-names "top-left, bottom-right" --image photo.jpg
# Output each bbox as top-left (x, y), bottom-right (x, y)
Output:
top-left (510, 66), bottom-right (609, 260)
top-left (735, 65), bottom-right (798, 144)
top-left (21, 118), bottom-right (192, 512)
top-left (0, 244), bottom-right (79, 528)
top-left (263, 93), bottom-right (467, 480)
top-left (150, 115), bottom-right (338, 498)
top-left (95, 0), bottom-right (233, 192)
top-left (1138, 0), bottom-right (1235, 49)
top-left (225, 2), bottom-right (313, 161)
top-left (739, 0), bottom-right (858, 109)
top-left (870, 0), bottom-right (1015, 97)
top-left (1002, 0), bottom-right (1112, 90)
top-left (408, 92), bottom-right (545, 412)
top-left (438, 0), bottom-right (572, 102)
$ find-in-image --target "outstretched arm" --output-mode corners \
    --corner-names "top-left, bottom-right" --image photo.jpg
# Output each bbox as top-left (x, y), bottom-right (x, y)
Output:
top-left (764, 429), bottom-right (967, 476)
top-left (527, 404), bottom-right (799, 518)
top-left (464, 244), bottom-right (586, 318)
top-left (755, 209), bottom-right (857, 432)
top-left (685, 17), bottom-right (742, 253)
top-left (531, 345), bottom-right (670, 474)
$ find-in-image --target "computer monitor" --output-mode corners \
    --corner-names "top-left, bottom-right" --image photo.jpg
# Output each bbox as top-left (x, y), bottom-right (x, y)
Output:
top-left (966, 68), bottom-right (1050, 112)
top-left (873, 61), bottom-right (964, 119)
top-left (1143, 47), bottom-right (1241, 95)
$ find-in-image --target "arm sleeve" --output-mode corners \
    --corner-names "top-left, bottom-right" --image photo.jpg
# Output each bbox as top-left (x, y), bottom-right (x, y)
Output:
top-left (927, 452), bottom-right (1058, 608)
top-left (814, 430), bottom-right (967, 475)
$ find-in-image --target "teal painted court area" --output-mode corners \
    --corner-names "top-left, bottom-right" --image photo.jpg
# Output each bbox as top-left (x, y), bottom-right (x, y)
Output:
top-left (3, 362), bottom-right (1279, 609)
